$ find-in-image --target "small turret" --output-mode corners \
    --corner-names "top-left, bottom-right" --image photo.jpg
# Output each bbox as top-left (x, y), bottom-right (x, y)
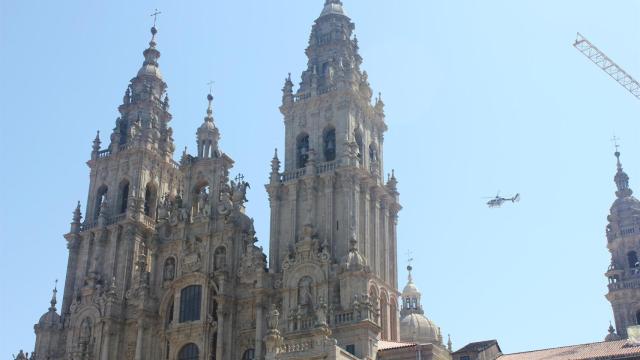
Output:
top-left (91, 131), bottom-right (101, 159)
top-left (605, 322), bottom-right (623, 342)
top-left (196, 93), bottom-right (221, 159)
top-left (614, 150), bottom-right (633, 198)
top-left (270, 149), bottom-right (281, 183)
top-left (70, 201), bottom-right (82, 233)
top-left (281, 73), bottom-right (294, 109)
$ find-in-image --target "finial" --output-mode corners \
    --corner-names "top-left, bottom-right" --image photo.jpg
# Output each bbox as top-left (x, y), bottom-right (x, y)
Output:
top-left (151, 9), bottom-right (162, 27)
top-left (406, 250), bottom-right (414, 282)
top-left (150, 9), bottom-right (161, 44)
top-left (73, 201), bottom-right (82, 223)
top-left (447, 334), bottom-right (453, 352)
top-left (612, 135), bottom-right (622, 169)
top-left (49, 279), bottom-right (58, 311)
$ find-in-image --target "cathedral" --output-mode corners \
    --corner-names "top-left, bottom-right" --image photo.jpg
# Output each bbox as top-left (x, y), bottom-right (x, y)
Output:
top-left (20, 1), bottom-right (440, 359)
top-left (14, 1), bottom-right (640, 360)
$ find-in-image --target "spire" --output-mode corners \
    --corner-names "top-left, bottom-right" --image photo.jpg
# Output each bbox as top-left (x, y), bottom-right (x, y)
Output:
top-left (270, 148), bottom-right (281, 183)
top-left (70, 201), bottom-right (82, 233)
top-left (614, 147), bottom-right (633, 198)
top-left (49, 280), bottom-right (58, 312)
top-left (205, 93), bottom-right (214, 122)
top-left (447, 335), bottom-right (453, 352)
top-left (196, 93), bottom-right (220, 159)
top-left (137, 18), bottom-right (163, 80)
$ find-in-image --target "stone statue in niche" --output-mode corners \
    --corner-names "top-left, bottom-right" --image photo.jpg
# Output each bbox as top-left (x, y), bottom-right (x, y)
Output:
top-left (79, 318), bottom-right (92, 341)
top-left (298, 276), bottom-right (314, 311)
top-left (196, 186), bottom-right (210, 216)
top-left (163, 257), bottom-right (176, 281)
top-left (182, 237), bottom-right (202, 274)
top-left (214, 247), bottom-right (226, 271)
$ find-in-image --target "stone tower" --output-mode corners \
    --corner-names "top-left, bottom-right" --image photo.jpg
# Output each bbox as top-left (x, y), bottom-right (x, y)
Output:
top-left (266, 0), bottom-right (401, 358)
top-left (605, 149), bottom-right (640, 339)
top-left (29, 24), bottom-right (268, 360)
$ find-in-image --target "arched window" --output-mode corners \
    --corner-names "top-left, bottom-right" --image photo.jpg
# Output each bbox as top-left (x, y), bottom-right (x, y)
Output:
top-left (95, 185), bottom-right (108, 220)
top-left (179, 285), bottom-right (202, 323)
top-left (178, 343), bottom-right (199, 360)
top-left (380, 292), bottom-right (389, 340)
top-left (165, 299), bottom-right (174, 328)
top-left (242, 349), bottom-right (255, 360)
top-left (323, 127), bottom-right (336, 162)
top-left (118, 180), bottom-right (130, 214)
top-left (354, 131), bottom-right (363, 164)
top-left (297, 133), bottom-right (310, 168)
top-left (214, 247), bottom-right (226, 271)
top-left (144, 183), bottom-right (157, 218)
top-left (628, 251), bottom-right (639, 269)
top-left (389, 298), bottom-right (398, 341)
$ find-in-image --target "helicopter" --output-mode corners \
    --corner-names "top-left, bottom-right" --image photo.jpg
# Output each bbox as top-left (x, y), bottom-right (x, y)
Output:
top-left (485, 192), bottom-right (520, 208)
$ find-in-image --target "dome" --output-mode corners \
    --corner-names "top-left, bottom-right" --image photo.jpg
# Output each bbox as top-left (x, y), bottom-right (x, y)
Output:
top-left (400, 313), bottom-right (441, 344)
top-left (38, 309), bottom-right (61, 327)
top-left (198, 120), bottom-right (216, 132)
top-left (137, 64), bottom-right (163, 79)
top-left (605, 324), bottom-right (623, 342)
top-left (402, 281), bottom-right (420, 296)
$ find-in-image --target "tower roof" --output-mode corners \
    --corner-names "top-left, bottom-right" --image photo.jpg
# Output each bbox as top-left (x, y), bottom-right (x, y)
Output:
top-left (402, 265), bottom-right (421, 296)
top-left (320, 0), bottom-right (347, 17)
top-left (614, 150), bottom-right (633, 199)
top-left (138, 26), bottom-right (163, 79)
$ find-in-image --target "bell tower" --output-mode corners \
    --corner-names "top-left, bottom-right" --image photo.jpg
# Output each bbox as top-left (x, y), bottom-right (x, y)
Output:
top-left (266, 1), bottom-right (402, 357)
top-left (605, 147), bottom-right (640, 339)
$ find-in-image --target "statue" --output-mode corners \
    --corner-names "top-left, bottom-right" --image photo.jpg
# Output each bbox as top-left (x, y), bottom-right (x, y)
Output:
top-left (200, 187), bottom-right (210, 215)
top-left (298, 277), bottom-right (313, 309)
top-left (315, 297), bottom-right (328, 326)
top-left (163, 257), bottom-right (176, 281)
top-left (267, 305), bottom-right (280, 331)
top-left (80, 318), bottom-right (92, 340)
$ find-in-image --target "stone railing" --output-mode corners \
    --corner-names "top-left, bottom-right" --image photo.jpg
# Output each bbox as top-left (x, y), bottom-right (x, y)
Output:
top-left (282, 168), bottom-right (307, 182)
top-left (97, 149), bottom-right (111, 159)
top-left (81, 213), bottom-right (153, 231)
top-left (317, 160), bottom-right (339, 175)
top-left (281, 160), bottom-right (341, 182)
top-left (609, 277), bottom-right (640, 291)
top-left (280, 340), bottom-right (314, 353)
top-left (333, 311), bottom-right (354, 325)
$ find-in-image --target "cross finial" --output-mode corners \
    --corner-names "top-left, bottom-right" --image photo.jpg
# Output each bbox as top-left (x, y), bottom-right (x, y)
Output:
top-left (207, 80), bottom-right (215, 96)
top-left (611, 135), bottom-right (621, 153)
top-left (406, 250), bottom-right (414, 268)
top-left (150, 9), bottom-right (162, 27)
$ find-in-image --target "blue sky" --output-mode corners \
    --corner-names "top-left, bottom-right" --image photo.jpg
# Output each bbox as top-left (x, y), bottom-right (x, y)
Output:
top-left (0, 0), bottom-right (638, 356)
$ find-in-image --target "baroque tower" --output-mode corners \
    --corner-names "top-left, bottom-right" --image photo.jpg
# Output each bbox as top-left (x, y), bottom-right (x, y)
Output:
top-left (29, 23), bottom-right (266, 360)
top-left (266, 0), bottom-right (401, 358)
top-left (605, 148), bottom-right (640, 339)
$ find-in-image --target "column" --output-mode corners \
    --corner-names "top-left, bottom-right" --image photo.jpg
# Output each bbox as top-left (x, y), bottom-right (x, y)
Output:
top-left (216, 305), bottom-right (226, 360)
top-left (100, 321), bottom-right (111, 360)
top-left (255, 299), bottom-right (264, 360)
top-left (134, 320), bottom-right (145, 360)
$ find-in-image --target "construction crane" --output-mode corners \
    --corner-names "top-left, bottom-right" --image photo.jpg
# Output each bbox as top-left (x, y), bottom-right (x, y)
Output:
top-left (573, 33), bottom-right (640, 100)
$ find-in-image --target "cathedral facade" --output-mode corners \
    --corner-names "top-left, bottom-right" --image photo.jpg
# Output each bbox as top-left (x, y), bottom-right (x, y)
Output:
top-left (17, 1), bottom-right (640, 360)
top-left (25, 1), bottom-right (408, 360)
